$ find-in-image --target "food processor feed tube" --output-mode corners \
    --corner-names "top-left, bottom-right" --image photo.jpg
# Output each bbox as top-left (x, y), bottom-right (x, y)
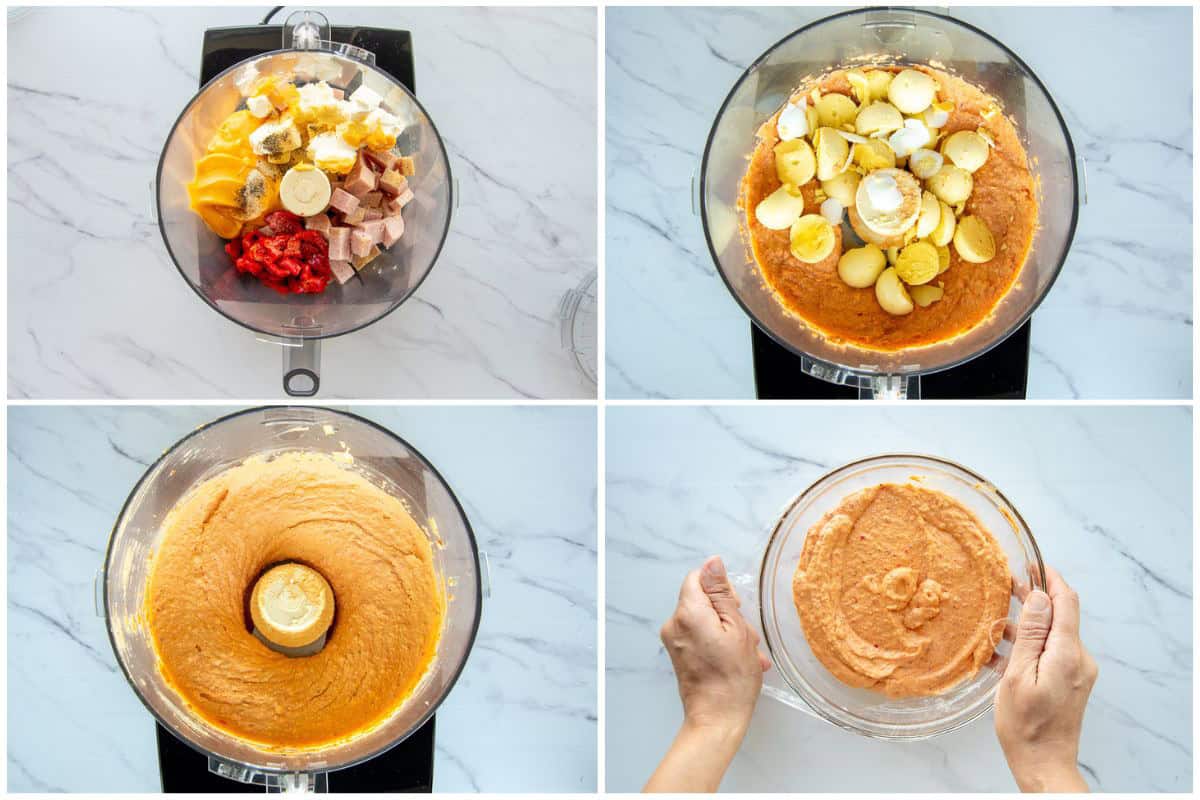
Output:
top-left (157, 11), bottom-right (453, 396)
top-left (700, 9), bottom-right (1078, 399)
top-left (102, 408), bottom-right (483, 791)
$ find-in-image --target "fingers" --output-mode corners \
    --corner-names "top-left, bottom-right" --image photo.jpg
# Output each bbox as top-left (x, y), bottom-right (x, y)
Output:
top-left (1007, 589), bottom-right (1053, 679)
top-left (759, 651), bottom-right (772, 672)
top-left (1043, 564), bottom-right (1082, 646)
top-left (697, 555), bottom-right (742, 628)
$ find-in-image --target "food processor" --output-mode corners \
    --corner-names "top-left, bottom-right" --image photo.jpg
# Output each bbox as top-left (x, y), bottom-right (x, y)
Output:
top-left (737, 454), bottom-right (1045, 740)
top-left (157, 10), bottom-right (453, 397)
top-left (100, 406), bottom-right (485, 791)
top-left (700, 8), bottom-right (1081, 399)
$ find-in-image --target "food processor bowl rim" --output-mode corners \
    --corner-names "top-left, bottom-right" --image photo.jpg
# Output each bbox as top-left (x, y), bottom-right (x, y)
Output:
top-left (755, 451), bottom-right (1047, 739)
top-left (699, 6), bottom-right (1080, 381)
top-left (102, 404), bottom-right (483, 776)
top-left (155, 47), bottom-right (455, 342)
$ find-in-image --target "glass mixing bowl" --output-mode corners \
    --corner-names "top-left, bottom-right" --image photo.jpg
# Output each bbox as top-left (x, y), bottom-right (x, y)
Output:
top-left (756, 454), bottom-right (1045, 739)
top-left (157, 24), bottom-right (452, 395)
top-left (701, 8), bottom-right (1079, 398)
top-left (101, 407), bottom-right (483, 789)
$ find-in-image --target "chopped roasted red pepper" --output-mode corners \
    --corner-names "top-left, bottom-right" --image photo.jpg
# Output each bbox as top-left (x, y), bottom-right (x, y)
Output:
top-left (225, 214), bottom-right (331, 294)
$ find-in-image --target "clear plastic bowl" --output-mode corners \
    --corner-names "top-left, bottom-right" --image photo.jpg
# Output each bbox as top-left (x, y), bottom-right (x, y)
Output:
top-left (757, 454), bottom-right (1045, 739)
top-left (102, 407), bottom-right (482, 787)
top-left (701, 8), bottom-right (1079, 396)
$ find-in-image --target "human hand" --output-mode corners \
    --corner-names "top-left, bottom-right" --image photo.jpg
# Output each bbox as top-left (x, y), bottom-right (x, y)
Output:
top-left (659, 555), bottom-right (770, 737)
top-left (645, 556), bottom-right (770, 792)
top-left (995, 564), bottom-right (1098, 793)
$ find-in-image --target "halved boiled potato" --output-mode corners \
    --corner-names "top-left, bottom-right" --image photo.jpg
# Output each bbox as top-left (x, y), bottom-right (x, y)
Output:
top-left (774, 139), bottom-right (816, 187)
top-left (837, 244), bottom-right (887, 288)
top-left (821, 170), bottom-right (861, 208)
top-left (953, 214), bottom-right (997, 263)
top-left (789, 214), bottom-right (837, 263)
top-left (930, 200), bottom-right (956, 247)
top-left (754, 185), bottom-right (807, 230)
top-left (916, 190), bottom-right (941, 239)
top-left (875, 267), bottom-right (914, 315)
top-left (816, 92), bottom-right (859, 129)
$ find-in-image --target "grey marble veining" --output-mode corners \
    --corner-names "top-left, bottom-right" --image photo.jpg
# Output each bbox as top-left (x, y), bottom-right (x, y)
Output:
top-left (606, 6), bottom-right (1192, 398)
top-left (7, 406), bottom-right (597, 791)
top-left (606, 405), bottom-right (1192, 791)
top-left (7, 7), bottom-right (596, 399)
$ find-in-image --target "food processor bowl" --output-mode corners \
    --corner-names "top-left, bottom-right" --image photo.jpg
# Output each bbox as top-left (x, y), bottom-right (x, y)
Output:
top-left (157, 27), bottom-right (452, 395)
top-left (101, 407), bottom-right (482, 789)
top-left (751, 454), bottom-right (1045, 740)
top-left (701, 8), bottom-right (1079, 398)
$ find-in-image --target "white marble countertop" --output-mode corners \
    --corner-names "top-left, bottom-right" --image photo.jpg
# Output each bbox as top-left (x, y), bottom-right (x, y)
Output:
top-left (606, 6), bottom-right (1193, 399)
top-left (7, 406), bottom-right (597, 792)
top-left (7, 7), bottom-right (596, 399)
top-left (606, 405), bottom-right (1192, 791)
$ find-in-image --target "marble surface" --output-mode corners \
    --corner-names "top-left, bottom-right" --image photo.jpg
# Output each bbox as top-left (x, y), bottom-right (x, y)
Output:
top-left (7, 7), bottom-right (596, 399)
top-left (606, 405), bottom-right (1192, 791)
top-left (7, 406), bottom-right (597, 792)
top-left (606, 7), bottom-right (1193, 399)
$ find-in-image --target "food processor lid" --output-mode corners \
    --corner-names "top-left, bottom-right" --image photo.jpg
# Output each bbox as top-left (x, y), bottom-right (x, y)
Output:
top-left (155, 19), bottom-right (455, 343)
top-left (102, 406), bottom-right (484, 781)
top-left (699, 7), bottom-right (1080, 391)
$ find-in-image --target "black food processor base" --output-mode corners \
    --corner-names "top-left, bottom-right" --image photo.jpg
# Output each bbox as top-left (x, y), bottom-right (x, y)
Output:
top-left (751, 320), bottom-right (1031, 399)
top-left (156, 717), bottom-right (435, 793)
top-left (157, 25), bottom-right (435, 795)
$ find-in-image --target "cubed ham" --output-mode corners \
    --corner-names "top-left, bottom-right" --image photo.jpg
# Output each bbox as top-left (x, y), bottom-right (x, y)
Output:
top-left (381, 214), bottom-right (405, 248)
top-left (357, 218), bottom-right (387, 245)
top-left (344, 155), bottom-right (378, 196)
top-left (329, 259), bottom-right (356, 284)
top-left (329, 188), bottom-right (360, 215)
top-left (331, 87), bottom-right (345, 100)
top-left (398, 156), bottom-right (416, 176)
top-left (353, 245), bottom-right (381, 270)
top-left (364, 208), bottom-right (383, 221)
top-left (364, 149), bottom-right (399, 171)
top-left (350, 228), bottom-right (375, 258)
top-left (378, 169), bottom-right (407, 196)
top-left (327, 227), bottom-right (351, 261)
top-left (362, 191), bottom-right (383, 208)
top-left (387, 187), bottom-right (415, 213)
top-left (305, 214), bottom-right (332, 236)
top-left (344, 207), bottom-right (366, 225)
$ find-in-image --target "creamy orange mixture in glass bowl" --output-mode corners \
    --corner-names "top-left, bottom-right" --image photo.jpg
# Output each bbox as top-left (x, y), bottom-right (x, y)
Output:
top-left (741, 65), bottom-right (1038, 351)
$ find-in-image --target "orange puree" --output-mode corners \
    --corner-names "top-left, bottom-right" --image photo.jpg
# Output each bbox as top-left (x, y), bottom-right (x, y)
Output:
top-left (146, 451), bottom-right (444, 748)
top-left (186, 110), bottom-right (279, 238)
top-left (792, 483), bottom-right (1011, 697)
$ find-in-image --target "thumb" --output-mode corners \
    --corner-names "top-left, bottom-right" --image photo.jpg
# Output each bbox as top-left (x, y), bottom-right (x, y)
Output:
top-left (698, 556), bottom-right (740, 627)
top-left (1008, 590), bottom-right (1052, 677)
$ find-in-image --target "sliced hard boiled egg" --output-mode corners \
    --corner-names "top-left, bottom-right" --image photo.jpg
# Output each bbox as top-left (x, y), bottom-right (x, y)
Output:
top-left (953, 214), bottom-right (997, 263)
top-left (820, 196), bottom-right (845, 225)
top-left (927, 164), bottom-right (974, 205)
top-left (814, 127), bottom-right (851, 181)
top-left (875, 267), bottom-right (914, 315)
top-left (923, 100), bottom-right (954, 129)
top-left (754, 185), bottom-right (807, 231)
top-left (941, 130), bottom-right (990, 172)
top-left (816, 93), bottom-right (859, 129)
top-left (916, 190), bottom-right (941, 238)
top-left (908, 148), bottom-right (944, 180)
top-left (838, 244), bottom-right (887, 288)
top-left (936, 243), bottom-right (951, 274)
top-left (855, 138), bottom-right (896, 172)
top-left (846, 69), bottom-right (872, 104)
top-left (777, 101), bottom-right (810, 141)
top-left (866, 70), bottom-right (894, 101)
top-left (790, 214), bottom-right (837, 263)
top-left (774, 139), bottom-right (817, 187)
top-left (887, 69), bottom-right (937, 115)
top-left (821, 170), bottom-right (861, 208)
top-left (909, 284), bottom-right (944, 307)
top-left (855, 101), bottom-right (904, 136)
top-left (930, 200), bottom-right (957, 247)
top-left (888, 118), bottom-right (931, 158)
top-left (893, 240), bottom-right (940, 285)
